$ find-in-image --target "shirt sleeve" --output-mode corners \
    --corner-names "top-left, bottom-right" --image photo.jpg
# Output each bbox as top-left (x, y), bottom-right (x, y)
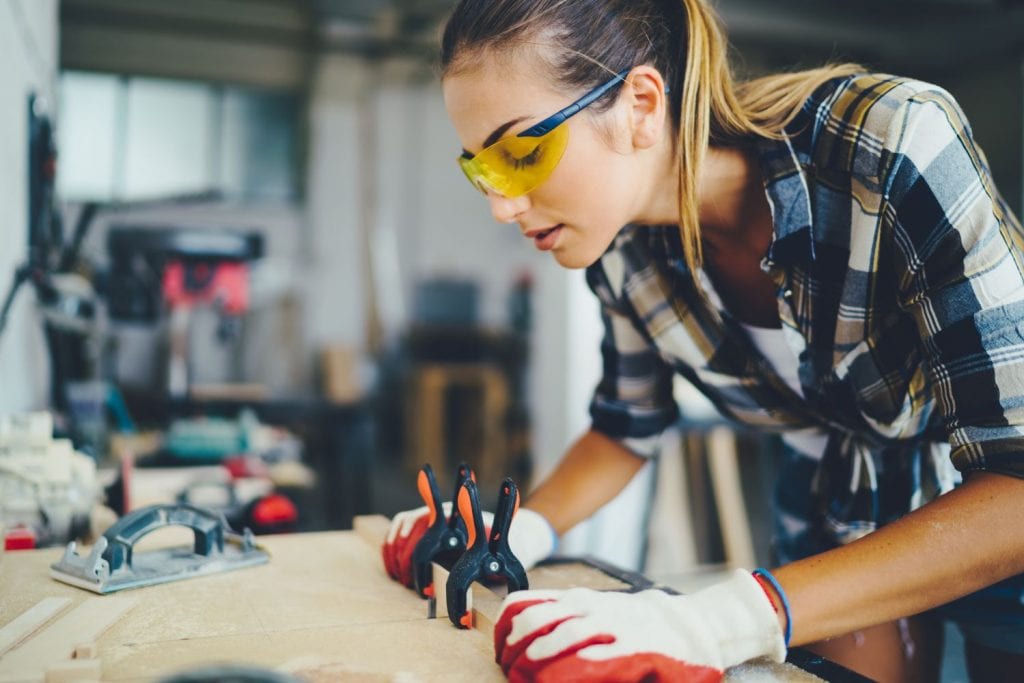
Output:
top-left (883, 85), bottom-right (1024, 478)
top-left (585, 260), bottom-right (679, 458)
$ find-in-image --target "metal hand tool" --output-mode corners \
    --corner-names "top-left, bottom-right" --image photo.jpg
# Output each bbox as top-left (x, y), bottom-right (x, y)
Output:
top-left (411, 462), bottom-right (473, 598)
top-left (51, 503), bottom-right (268, 593)
top-left (446, 477), bottom-right (528, 629)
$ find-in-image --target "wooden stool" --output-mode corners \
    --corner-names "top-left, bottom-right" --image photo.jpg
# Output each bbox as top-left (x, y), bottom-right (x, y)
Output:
top-left (407, 363), bottom-right (510, 486)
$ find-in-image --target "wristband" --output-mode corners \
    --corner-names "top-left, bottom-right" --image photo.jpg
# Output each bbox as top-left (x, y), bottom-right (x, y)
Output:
top-left (753, 568), bottom-right (792, 647)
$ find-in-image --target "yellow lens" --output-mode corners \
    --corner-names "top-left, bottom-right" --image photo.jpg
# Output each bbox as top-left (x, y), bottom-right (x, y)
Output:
top-left (457, 122), bottom-right (569, 198)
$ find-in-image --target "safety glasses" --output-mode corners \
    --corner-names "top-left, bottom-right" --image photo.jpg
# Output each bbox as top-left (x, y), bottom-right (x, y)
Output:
top-left (457, 69), bottom-right (630, 198)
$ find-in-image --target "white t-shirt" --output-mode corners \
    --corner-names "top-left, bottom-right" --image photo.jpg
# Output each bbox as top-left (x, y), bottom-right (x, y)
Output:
top-left (700, 269), bottom-right (829, 458)
top-left (739, 322), bottom-right (829, 458)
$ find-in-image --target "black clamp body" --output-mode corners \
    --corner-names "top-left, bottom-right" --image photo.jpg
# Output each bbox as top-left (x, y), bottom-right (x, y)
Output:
top-left (446, 478), bottom-right (529, 628)
top-left (411, 462), bottom-right (473, 598)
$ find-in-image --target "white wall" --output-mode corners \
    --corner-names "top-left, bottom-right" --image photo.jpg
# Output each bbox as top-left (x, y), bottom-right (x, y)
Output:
top-left (304, 54), bottom-right (368, 352)
top-left (0, 0), bottom-right (58, 413)
top-left (304, 56), bottom-right (539, 348)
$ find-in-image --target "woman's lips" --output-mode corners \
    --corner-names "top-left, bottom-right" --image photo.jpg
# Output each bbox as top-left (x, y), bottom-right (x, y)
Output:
top-left (532, 224), bottom-right (564, 251)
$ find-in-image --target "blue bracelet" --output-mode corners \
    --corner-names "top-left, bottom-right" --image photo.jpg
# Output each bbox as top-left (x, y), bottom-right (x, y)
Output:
top-left (753, 568), bottom-right (792, 648)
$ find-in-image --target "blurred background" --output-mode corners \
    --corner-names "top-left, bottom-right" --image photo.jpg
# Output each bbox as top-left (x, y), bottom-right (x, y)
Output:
top-left (1, 2), bottom-right (1022, 672)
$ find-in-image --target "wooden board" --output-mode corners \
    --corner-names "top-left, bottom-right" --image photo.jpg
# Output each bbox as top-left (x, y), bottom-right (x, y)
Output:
top-left (0, 520), bottom-right (503, 682)
top-left (0, 516), bottom-right (819, 682)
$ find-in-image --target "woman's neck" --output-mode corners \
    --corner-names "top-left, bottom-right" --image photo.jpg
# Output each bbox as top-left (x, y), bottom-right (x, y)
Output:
top-left (635, 144), bottom-right (772, 257)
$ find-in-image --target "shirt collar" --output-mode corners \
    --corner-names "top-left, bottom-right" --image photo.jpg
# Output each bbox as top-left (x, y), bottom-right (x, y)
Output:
top-left (653, 130), bottom-right (817, 271)
top-left (756, 132), bottom-right (816, 267)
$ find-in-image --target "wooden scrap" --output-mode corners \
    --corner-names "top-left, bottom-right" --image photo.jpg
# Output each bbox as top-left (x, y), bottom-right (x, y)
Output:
top-left (0, 597), bottom-right (135, 683)
top-left (43, 659), bottom-right (101, 683)
top-left (0, 598), bottom-right (71, 657)
top-left (431, 562), bottom-right (502, 636)
top-left (72, 642), bottom-right (96, 659)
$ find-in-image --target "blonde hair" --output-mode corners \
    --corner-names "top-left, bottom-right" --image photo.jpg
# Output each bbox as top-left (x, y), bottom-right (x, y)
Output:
top-left (441, 0), bottom-right (863, 281)
top-left (675, 0), bottom-right (861, 278)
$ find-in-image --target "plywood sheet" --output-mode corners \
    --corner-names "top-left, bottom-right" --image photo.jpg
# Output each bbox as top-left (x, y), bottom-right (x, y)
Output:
top-left (101, 619), bottom-right (502, 682)
top-left (0, 517), bottom-right (820, 682)
top-left (0, 527), bottom-right (498, 682)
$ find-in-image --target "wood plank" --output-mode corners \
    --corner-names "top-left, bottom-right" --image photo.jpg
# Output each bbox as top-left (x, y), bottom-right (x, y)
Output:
top-left (0, 598), bottom-right (71, 657)
top-left (431, 561), bottom-right (502, 635)
top-left (706, 426), bottom-right (757, 569)
top-left (646, 427), bottom-right (700, 575)
top-left (0, 597), bottom-right (136, 683)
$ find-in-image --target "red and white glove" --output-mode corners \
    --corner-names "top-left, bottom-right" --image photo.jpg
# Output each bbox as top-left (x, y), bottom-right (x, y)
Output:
top-left (493, 569), bottom-right (786, 683)
top-left (382, 504), bottom-right (556, 588)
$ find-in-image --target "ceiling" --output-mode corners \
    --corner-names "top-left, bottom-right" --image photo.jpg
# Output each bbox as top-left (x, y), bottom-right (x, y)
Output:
top-left (60, 0), bottom-right (1024, 86)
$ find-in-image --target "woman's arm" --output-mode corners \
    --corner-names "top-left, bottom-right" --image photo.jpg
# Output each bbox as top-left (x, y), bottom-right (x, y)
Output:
top-left (772, 82), bottom-right (1024, 644)
top-left (524, 429), bottom-right (647, 535)
top-left (778, 470), bottom-right (1024, 645)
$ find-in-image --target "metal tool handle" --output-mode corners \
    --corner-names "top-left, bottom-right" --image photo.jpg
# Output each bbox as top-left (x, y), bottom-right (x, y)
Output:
top-left (102, 504), bottom-right (231, 573)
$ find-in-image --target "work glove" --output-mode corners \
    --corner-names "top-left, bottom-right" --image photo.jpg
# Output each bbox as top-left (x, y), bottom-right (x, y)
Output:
top-left (382, 503), bottom-right (556, 588)
top-left (494, 569), bottom-right (786, 683)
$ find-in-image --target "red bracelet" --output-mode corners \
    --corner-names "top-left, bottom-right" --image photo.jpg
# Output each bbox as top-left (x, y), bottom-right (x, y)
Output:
top-left (752, 573), bottom-right (780, 613)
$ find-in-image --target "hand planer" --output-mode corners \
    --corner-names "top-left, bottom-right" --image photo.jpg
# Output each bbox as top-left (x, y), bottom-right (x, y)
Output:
top-left (50, 503), bottom-right (269, 593)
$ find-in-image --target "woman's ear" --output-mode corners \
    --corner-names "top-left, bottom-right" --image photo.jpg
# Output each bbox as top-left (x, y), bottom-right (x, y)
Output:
top-left (625, 66), bottom-right (667, 151)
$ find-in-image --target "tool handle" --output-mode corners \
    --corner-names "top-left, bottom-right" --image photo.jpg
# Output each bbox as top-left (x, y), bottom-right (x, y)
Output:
top-left (457, 479), bottom-right (486, 551)
top-left (417, 463), bottom-right (444, 528)
top-left (447, 462), bottom-right (474, 529)
top-left (101, 504), bottom-right (230, 572)
top-left (488, 478), bottom-right (519, 552)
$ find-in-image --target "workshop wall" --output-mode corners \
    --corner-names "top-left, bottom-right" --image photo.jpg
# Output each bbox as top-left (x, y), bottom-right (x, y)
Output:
top-left (304, 55), bottom-right (538, 347)
top-left (0, 0), bottom-right (58, 413)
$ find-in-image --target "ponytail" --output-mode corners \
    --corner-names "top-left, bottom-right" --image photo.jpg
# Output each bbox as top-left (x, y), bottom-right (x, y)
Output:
top-left (673, 0), bottom-right (860, 282)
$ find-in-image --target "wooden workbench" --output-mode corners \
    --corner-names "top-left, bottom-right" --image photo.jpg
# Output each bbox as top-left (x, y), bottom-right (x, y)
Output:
top-left (0, 517), bottom-right (822, 682)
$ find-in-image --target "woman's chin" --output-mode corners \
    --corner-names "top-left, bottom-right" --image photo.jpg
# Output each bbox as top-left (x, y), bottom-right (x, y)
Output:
top-left (551, 247), bottom-right (596, 270)
top-left (549, 237), bottom-right (611, 270)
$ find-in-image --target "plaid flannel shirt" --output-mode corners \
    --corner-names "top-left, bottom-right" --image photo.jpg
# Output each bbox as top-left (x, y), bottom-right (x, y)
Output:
top-left (586, 74), bottom-right (1024, 541)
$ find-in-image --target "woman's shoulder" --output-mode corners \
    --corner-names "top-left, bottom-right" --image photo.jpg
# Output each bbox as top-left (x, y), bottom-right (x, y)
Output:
top-left (797, 73), bottom-right (965, 178)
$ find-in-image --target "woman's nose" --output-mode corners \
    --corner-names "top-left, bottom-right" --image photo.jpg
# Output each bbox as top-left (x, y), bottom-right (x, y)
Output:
top-left (486, 190), bottom-right (530, 224)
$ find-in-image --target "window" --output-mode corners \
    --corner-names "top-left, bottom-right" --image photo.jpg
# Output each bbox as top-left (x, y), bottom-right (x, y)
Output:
top-left (57, 71), bottom-right (300, 203)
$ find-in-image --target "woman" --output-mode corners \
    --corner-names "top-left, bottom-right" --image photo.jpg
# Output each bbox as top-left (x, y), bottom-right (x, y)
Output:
top-left (383, 0), bottom-right (1024, 680)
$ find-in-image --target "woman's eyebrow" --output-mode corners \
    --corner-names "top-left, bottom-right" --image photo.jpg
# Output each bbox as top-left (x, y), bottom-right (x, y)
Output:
top-left (462, 115), bottom-right (531, 156)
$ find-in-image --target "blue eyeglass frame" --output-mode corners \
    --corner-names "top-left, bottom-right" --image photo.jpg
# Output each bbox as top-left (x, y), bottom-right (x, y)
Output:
top-left (460, 68), bottom-right (631, 159)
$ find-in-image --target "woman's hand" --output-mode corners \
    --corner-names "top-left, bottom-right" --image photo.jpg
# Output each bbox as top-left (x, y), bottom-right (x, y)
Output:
top-left (493, 570), bottom-right (785, 683)
top-left (381, 502), bottom-right (454, 587)
top-left (381, 504), bottom-right (556, 588)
